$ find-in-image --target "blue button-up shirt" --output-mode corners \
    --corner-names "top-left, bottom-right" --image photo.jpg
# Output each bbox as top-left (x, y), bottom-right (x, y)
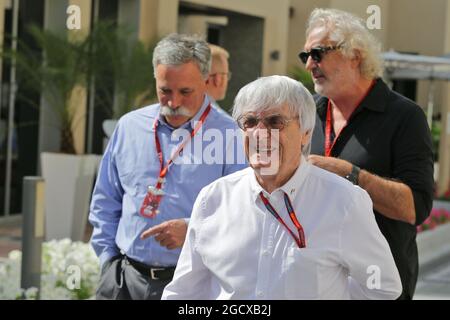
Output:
top-left (89, 96), bottom-right (247, 267)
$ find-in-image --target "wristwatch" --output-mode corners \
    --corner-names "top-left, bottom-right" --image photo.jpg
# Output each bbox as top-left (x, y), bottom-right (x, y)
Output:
top-left (345, 165), bottom-right (360, 185)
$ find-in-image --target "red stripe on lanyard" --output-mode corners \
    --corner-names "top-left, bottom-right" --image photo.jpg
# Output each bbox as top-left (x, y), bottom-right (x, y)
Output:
top-left (324, 80), bottom-right (376, 157)
top-left (154, 104), bottom-right (212, 186)
top-left (284, 193), bottom-right (306, 248)
top-left (259, 192), bottom-right (306, 248)
top-left (140, 104), bottom-right (212, 217)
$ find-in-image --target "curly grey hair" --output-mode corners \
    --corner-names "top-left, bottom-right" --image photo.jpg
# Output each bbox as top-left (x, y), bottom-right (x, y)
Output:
top-left (152, 33), bottom-right (211, 79)
top-left (306, 8), bottom-right (383, 79)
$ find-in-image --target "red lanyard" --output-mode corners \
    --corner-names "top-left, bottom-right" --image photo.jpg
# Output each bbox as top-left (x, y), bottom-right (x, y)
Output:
top-left (259, 192), bottom-right (306, 248)
top-left (139, 104), bottom-right (212, 218)
top-left (324, 81), bottom-right (376, 157)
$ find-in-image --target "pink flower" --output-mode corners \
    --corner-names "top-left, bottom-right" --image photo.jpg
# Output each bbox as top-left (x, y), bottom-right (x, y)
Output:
top-left (417, 208), bottom-right (450, 233)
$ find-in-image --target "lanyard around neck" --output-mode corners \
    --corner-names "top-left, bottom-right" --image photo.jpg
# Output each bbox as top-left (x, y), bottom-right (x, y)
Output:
top-left (324, 80), bottom-right (376, 157)
top-left (153, 104), bottom-right (212, 189)
top-left (259, 192), bottom-right (306, 248)
top-left (139, 104), bottom-right (212, 218)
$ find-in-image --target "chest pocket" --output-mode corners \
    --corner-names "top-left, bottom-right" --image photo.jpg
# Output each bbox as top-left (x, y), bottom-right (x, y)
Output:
top-left (116, 151), bottom-right (159, 199)
top-left (119, 172), bottom-right (141, 197)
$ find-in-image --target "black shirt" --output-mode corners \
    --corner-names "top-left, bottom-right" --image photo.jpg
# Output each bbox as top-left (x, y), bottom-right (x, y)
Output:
top-left (311, 78), bottom-right (434, 299)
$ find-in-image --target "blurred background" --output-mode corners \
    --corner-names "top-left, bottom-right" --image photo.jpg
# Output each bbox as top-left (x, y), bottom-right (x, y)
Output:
top-left (0, 0), bottom-right (449, 299)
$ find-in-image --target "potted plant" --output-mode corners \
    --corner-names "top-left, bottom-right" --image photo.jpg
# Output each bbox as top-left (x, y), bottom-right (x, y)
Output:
top-left (3, 25), bottom-right (101, 241)
top-left (2, 22), bottom-right (157, 241)
top-left (8, 25), bottom-right (89, 154)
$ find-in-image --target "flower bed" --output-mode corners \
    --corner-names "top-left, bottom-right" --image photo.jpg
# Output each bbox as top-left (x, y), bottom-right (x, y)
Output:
top-left (438, 188), bottom-right (450, 201)
top-left (417, 207), bottom-right (450, 233)
top-left (0, 239), bottom-right (99, 299)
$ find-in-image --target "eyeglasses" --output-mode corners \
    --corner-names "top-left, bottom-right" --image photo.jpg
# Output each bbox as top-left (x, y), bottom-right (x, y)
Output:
top-left (298, 45), bottom-right (342, 64)
top-left (211, 72), bottom-right (232, 80)
top-left (237, 113), bottom-right (297, 131)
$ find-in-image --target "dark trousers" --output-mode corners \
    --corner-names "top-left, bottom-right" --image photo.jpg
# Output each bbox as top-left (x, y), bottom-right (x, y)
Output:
top-left (96, 256), bottom-right (174, 300)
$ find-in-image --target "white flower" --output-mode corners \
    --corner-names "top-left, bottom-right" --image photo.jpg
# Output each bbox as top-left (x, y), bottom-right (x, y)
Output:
top-left (0, 239), bottom-right (99, 300)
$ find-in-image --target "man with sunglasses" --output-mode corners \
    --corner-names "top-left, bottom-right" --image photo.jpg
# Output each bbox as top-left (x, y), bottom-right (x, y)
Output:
top-left (302, 8), bottom-right (434, 300)
top-left (162, 75), bottom-right (402, 300)
top-left (89, 34), bottom-right (247, 300)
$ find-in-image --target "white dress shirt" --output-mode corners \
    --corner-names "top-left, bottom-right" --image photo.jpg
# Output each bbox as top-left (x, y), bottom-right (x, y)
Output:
top-left (162, 158), bottom-right (402, 300)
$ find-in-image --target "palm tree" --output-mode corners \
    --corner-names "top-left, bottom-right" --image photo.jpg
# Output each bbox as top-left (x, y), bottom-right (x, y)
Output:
top-left (2, 22), bottom-right (158, 153)
top-left (5, 25), bottom-right (90, 154)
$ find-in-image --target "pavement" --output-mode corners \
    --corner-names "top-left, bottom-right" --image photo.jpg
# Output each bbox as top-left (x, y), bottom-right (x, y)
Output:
top-left (414, 253), bottom-right (450, 300)
top-left (0, 215), bottom-right (92, 258)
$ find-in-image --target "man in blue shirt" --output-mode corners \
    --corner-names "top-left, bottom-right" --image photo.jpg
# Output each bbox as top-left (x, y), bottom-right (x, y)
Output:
top-left (89, 33), bottom-right (247, 300)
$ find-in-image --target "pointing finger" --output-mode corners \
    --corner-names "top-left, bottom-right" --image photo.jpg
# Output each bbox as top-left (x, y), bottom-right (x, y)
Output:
top-left (140, 223), bottom-right (166, 240)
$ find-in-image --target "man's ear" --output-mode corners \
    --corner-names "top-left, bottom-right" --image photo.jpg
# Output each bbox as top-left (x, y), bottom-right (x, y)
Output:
top-left (213, 74), bottom-right (222, 87)
top-left (351, 49), bottom-right (362, 69)
top-left (301, 130), bottom-right (311, 147)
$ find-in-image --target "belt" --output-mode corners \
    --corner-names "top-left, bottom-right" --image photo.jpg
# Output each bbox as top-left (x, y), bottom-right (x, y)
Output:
top-left (124, 256), bottom-right (175, 281)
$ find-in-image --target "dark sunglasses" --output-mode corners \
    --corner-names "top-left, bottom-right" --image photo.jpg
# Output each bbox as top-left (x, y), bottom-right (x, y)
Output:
top-left (237, 114), bottom-right (297, 131)
top-left (298, 45), bottom-right (342, 64)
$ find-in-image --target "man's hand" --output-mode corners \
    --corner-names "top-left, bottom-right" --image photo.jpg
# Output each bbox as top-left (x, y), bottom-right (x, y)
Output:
top-left (309, 155), bottom-right (416, 224)
top-left (308, 155), bottom-right (352, 177)
top-left (140, 219), bottom-right (188, 250)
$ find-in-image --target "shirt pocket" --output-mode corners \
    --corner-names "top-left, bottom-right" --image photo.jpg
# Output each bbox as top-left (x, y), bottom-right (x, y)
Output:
top-left (119, 171), bottom-right (141, 197)
top-left (284, 247), bottom-right (322, 299)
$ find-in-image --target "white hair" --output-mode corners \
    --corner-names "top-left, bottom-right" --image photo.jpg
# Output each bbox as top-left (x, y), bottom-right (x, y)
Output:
top-left (306, 8), bottom-right (383, 79)
top-left (153, 33), bottom-right (211, 79)
top-left (232, 75), bottom-right (316, 156)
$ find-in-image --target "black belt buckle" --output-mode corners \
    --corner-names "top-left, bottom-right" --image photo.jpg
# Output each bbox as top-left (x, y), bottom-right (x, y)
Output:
top-left (150, 267), bottom-right (165, 280)
top-left (125, 255), bottom-right (174, 280)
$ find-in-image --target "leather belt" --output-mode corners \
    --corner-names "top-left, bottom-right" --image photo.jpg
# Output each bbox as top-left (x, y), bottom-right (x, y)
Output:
top-left (125, 256), bottom-right (175, 281)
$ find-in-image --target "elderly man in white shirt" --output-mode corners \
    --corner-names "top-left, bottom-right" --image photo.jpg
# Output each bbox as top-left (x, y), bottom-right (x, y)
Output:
top-left (162, 75), bottom-right (402, 300)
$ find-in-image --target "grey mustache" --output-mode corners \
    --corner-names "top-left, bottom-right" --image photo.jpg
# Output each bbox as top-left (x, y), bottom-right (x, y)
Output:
top-left (160, 106), bottom-right (191, 117)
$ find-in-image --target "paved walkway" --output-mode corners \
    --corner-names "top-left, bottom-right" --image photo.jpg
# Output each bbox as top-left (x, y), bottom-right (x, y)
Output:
top-left (0, 215), bottom-right (92, 258)
top-left (414, 253), bottom-right (450, 300)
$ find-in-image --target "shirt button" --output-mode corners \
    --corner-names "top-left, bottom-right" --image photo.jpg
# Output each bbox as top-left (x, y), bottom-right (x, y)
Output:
top-left (257, 291), bottom-right (264, 297)
top-left (262, 250), bottom-right (270, 257)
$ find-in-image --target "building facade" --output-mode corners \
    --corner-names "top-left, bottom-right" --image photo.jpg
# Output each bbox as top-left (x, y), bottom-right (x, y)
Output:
top-left (0, 0), bottom-right (449, 217)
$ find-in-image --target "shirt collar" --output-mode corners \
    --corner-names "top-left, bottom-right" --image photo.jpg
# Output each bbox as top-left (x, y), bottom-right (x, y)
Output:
top-left (249, 156), bottom-right (311, 202)
top-left (155, 94), bottom-right (210, 131)
top-left (316, 78), bottom-right (389, 118)
top-left (357, 78), bottom-right (389, 113)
